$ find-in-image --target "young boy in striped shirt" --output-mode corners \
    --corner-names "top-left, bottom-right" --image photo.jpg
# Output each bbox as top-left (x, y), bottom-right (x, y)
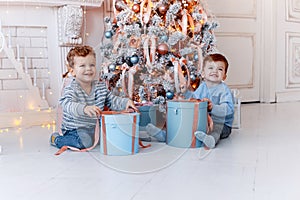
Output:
top-left (50, 45), bottom-right (137, 150)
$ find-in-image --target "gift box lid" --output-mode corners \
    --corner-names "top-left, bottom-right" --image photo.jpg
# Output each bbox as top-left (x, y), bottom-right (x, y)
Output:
top-left (137, 105), bottom-right (158, 112)
top-left (102, 112), bottom-right (140, 125)
top-left (167, 100), bottom-right (207, 109)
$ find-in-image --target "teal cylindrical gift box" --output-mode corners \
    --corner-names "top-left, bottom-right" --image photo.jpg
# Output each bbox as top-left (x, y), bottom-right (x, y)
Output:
top-left (100, 112), bottom-right (140, 156)
top-left (166, 101), bottom-right (207, 148)
top-left (138, 105), bottom-right (165, 128)
top-left (138, 106), bottom-right (155, 127)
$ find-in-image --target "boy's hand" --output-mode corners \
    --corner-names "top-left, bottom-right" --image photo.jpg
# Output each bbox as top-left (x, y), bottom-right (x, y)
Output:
top-left (202, 98), bottom-right (213, 112)
top-left (84, 105), bottom-right (101, 117)
top-left (126, 100), bottom-right (138, 112)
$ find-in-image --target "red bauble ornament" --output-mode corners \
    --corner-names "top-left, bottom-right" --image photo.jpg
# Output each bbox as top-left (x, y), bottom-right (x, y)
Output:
top-left (157, 43), bottom-right (169, 55)
top-left (158, 4), bottom-right (168, 15)
top-left (132, 4), bottom-right (140, 13)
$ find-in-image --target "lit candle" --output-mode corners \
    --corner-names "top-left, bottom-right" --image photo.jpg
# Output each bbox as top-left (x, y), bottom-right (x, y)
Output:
top-left (8, 33), bottom-right (11, 48)
top-left (33, 68), bottom-right (37, 86)
top-left (24, 56), bottom-right (28, 74)
top-left (42, 82), bottom-right (45, 100)
top-left (16, 44), bottom-right (20, 61)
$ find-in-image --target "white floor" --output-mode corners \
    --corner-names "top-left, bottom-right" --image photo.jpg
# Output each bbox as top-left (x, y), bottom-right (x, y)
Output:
top-left (1, 102), bottom-right (300, 200)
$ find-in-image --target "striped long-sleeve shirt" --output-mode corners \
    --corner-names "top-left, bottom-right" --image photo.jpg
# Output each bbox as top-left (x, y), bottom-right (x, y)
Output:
top-left (59, 80), bottom-right (129, 131)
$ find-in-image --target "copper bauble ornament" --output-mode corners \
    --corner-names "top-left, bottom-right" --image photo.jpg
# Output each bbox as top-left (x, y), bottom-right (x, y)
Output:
top-left (157, 43), bottom-right (169, 55)
top-left (132, 4), bottom-right (140, 13)
top-left (115, 0), bottom-right (124, 12)
top-left (158, 4), bottom-right (168, 15)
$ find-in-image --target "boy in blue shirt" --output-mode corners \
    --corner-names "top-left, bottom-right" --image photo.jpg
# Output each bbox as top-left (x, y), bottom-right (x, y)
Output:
top-left (193, 53), bottom-right (234, 149)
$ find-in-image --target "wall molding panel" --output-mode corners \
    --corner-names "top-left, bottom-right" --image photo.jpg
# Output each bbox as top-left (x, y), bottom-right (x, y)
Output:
top-left (209, 0), bottom-right (257, 19)
top-left (215, 33), bottom-right (256, 89)
top-left (286, 0), bottom-right (300, 22)
top-left (286, 32), bottom-right (300, 88)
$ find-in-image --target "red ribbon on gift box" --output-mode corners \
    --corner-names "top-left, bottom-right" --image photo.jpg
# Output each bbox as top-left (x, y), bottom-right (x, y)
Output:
top-left (101, 112), bottom-right (138, 155)
top-left (55, 110), bottom-right (150, 156)
top-left (167, 99), bottom-right (213, 148)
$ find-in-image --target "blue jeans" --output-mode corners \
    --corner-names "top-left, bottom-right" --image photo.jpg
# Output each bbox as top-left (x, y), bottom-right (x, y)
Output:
top-left (210, 123), bottom-right (232, 145)
top-left (55, 127), bottom-right (95, 149)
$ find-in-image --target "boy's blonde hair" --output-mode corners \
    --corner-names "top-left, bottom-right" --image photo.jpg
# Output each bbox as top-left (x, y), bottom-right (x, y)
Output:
top-left (62, 45), bottom-right (96, 78)
top-left (67, 45), bottom-right (95, 68)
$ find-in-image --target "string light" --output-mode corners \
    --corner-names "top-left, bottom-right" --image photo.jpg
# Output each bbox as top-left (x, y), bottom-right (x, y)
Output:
top-left (14, 118), bottom-right (22, 126)
top-left (19, 135), bottom-right (23, 149)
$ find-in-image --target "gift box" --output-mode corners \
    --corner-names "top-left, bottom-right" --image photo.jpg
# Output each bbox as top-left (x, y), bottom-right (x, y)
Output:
top-left (232, 98), bottom-right (241, 129)
top-left (100, 112), bottom-right (140, 156)
top-left (138, 105), bottom-right (165, 129)
top-left (166, 100), bottom-right (207, 148)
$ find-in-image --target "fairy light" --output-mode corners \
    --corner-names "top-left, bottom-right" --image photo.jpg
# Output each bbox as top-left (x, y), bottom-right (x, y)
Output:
top-left (0, 128), bottom-right (8, 133)
top-left (14, 117), bottom-right (22, 126)
top-left (28, 103), bottom-right (35, 110)
top-left (19, 135), bottom-right (23, 149)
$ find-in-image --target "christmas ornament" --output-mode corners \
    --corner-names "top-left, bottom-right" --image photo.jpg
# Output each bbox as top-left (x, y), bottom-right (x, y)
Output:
top-left (130, 54), bottom-right (139, 64)
top-left (132, 4), bottom-right (140, 13)
top-left (161, 35), bottom-right (168, 42)
top-left (157, 43), bottom-right (169, 55)
top-left (193, 53), bottom-right (198, 61)
top-left (115, 0), bottom-right (125, 12)
top-left (158, 4), bottom-right (168, 15)
top-left (125, 56), bottom-right (133, 67)
top-left (108, 63), bottom-right (116, 72)
top-left (190, 74), bottom-right (196, 81)
top-left (166, 91), bottom-right (174, 99)
top-left (104, 30), bottom-right (113, 39)
top-left (116, 56), bottom-right (125, 65)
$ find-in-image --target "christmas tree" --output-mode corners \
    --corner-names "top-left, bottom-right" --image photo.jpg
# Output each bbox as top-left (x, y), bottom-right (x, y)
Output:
top-left (100, 0), bottom-right (218, 111)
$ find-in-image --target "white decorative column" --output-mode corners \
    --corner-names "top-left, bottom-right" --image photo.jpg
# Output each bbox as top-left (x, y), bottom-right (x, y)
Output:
top-left (58, 5), bottom-right (83, 46)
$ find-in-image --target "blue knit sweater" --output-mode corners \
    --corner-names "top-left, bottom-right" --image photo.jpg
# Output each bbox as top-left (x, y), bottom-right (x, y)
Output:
top-left (191, 81), bottom-right (234, 127)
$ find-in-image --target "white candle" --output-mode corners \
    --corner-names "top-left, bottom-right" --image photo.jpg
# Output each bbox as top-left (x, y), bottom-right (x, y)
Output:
top-left (42, 82), bottom-right (45, 100)
top-left (33, 69), bottom-right (37, 86)
top-left (24, 56), bottom-right (28, 74)
top-left (16, 44), bottom-right (20, 61)
top-left (8, 33), bottom-right (11, 48)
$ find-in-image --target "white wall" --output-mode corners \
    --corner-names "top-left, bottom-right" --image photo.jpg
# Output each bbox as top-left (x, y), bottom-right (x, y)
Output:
top-left (0, 5), bottom-right (61, 108)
